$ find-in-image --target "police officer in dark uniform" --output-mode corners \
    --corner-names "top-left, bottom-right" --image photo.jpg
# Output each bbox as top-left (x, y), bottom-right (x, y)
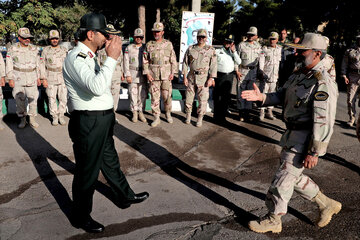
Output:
top-left (64, 12), bottom-right (149, 233)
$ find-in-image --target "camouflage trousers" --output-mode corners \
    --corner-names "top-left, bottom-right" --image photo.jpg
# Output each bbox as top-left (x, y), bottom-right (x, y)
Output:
top-left (46, 84), bottom-right (67, 118)
top-left (0, 87), bottom-right (3, 118)
top-left (185, 81), bottom-right (209, 115)
top-left (111, 81), bottom-right (121, 111)
top-left (12, 85), bottom-right (39, 117)
top-left (259, 81), bottom-right (277, 110)
top-left (346, 79), bottom-right (360, 118)
top-left (149, 80), bottom-right (172, 116)
top-left (129, 82), bottom-right (147, 112)
top-left (265, 147), bottom-right (320, 215)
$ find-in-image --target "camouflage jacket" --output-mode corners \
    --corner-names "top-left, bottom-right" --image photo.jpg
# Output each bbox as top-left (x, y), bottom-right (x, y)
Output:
top-left (124, 43), bottom-right (146, 83)
top-left (182, 44), bottom-right (217, 86)
top-left (5, 42), bottom-right (41, 86)
top-left (341, 45), bottom-right (360, 76)
top-left (97, 48), bottom-right (123, 83)
top-left (259, 44), bottom-right (282, 82)
top-left (263, 60), bottom-right (338, 156)
top-left (40, 45), bottom-right (68, 85)
top-left (237, 41), bottom-right (262, 67)
top-left (143, 39), bottom-right (177, 80)
top-left (0, 54), bottom-right (5, 77)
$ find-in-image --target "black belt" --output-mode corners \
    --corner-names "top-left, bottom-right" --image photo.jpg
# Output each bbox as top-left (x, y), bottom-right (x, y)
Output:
top-left (242, 66), bottom-right (256, 70)
top-left (218, 71), bottom-right (235, 75)
top-left (72, 109), bottom-right (113, 116)
top-left (349, 69), bottom-right (360, 74)
top-left (285, 121), bottom-right (312, 130)
top-left (193, 70), bottom-right (206, 75)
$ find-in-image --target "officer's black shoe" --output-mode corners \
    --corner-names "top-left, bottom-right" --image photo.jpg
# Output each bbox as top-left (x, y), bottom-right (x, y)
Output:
top-left (72, 217), bottom-right (105, 233)
top-left (124, 192), bottom-right (149, 205)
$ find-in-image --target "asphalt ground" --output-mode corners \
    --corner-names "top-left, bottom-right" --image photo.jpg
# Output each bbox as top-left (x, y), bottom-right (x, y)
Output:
top-left (0, 91), bottom-right (359, 240)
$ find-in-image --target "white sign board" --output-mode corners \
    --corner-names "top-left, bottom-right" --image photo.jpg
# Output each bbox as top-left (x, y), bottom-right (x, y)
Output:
top-left (179, 11), bottom-right (215, 77)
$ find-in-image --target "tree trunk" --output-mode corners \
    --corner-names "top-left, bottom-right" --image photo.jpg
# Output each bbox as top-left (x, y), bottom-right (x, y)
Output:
top-left (156, 8), bottom-right (160, 22)
top-left (138, 5), bottom-right (146, 42)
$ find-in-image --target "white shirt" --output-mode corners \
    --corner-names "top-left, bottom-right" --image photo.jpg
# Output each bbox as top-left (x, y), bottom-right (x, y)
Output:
top-left (63, 42), bottom-right (117, 111)
top-left (216, 47), bottom-right (241, 73)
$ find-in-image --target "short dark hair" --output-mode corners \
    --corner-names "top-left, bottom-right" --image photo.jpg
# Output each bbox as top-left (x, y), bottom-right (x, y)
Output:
top-left (78, 29), bottom-right (89, 41)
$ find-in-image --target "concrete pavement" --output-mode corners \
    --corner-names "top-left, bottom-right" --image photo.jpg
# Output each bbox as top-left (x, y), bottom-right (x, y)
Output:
top-left (0, 91), bottom-right (359, 240)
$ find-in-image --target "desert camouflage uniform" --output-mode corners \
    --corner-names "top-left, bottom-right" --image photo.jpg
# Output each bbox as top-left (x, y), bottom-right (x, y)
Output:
top-left (6, 42), bottom-right (41, 117)
top-left (0, 54), bottom-right (5, 120)
top-left (124, 43), bottom-right (147, 112)
top-left (259, 44), bottom-right (282, 111)
top-left (262, 60), bottom-right (338, 215)
top-left (182, 44), bottom-right (217, 115)
top-left (237, 41), bottom-right (262, 110)
top-left (97, 48), bottom-right (123, 111)
top-left (40, 45), bottom-right (68, 119)
top-left (143, 39), bottom-right (177, 116)
top-left (320, 54), bottom-right (336, 81)
top-left (341, 45), bottom-right (360, 121)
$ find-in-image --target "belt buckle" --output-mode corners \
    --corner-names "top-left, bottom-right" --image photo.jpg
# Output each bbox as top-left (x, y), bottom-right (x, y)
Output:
top-left (194, 70), bottom-right (199, 75)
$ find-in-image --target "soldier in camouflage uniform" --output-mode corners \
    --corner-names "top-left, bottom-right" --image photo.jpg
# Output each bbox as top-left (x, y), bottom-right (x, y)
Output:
top-left (97, 24), bottom-right (124, 121)
top-left (0, 54), bottom-right (5, 130)
top-left (6, 28), bottom-right (42, 128)
top-left (321, 36), bottom-right (336, 82)
top-left (236, 26), bottom-right (262, 121)
top-left (40, 30), bottom-right (68, 126)
top-left (258, 32), bottom-right (282, 121)
top-left (124, 28), bottom-right (147, 123)
top-left (143, 22), bottom-right (177, 127)
top-left (182, 29), bottom-right (217, 127)
top-left (243, 33), bottom-right (341, 234)
top-left (341, 35), bottom-right (360, 126)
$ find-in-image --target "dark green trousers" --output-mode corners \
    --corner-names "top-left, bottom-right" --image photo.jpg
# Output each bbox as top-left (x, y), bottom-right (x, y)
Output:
top-left (213, 72), bottom-right (234, 121)
top-left (68, 110), bottom-right (135, 221)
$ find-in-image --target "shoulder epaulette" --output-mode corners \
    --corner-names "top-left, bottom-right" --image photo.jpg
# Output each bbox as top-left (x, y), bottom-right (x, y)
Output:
top-left (77, 52), bottom-right (87, 59)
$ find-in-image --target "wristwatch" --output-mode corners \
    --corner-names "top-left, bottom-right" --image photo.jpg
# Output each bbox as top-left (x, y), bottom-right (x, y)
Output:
top-left (308, 151), bottom-right (319, 157)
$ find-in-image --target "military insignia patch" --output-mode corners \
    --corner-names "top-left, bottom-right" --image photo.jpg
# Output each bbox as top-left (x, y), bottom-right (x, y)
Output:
top-left (88, 51), bottom-right (93, 58)
top-left (314, 71), bottom-right (323, 80)
top-left (13, 56), bottom-right (18, 62)
top-left (77, 52), bottom-right (87, 59)
top-left (48, 58), bottom-right (53, 63)
top-left (314, 91), bottom-right (329, 101)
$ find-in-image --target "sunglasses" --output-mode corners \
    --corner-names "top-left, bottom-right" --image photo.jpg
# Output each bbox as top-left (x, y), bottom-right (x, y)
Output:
top-left (135, 36), bottom-right (144, 39)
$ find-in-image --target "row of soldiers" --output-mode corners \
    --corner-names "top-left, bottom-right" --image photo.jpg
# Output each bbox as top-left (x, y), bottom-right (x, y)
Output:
top-left (0, 24), bottom-right (359, 131)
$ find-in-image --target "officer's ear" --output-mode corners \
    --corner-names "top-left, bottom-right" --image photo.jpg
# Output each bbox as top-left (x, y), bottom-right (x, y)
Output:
top-left (86, 30), bottom-right (96, 41)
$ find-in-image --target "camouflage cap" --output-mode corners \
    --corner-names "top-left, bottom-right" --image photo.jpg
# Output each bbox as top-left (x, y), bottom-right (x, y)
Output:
top-left (152, 22), bottom-right (164, 32)
top-left (225, 34), bottom-right (235, 43)
top-left (106, 24), bottom-right (121, 35)
top-left (134, 28), bottom-right (144, 37)
top-left (286, 32), bottom-right (327, 50)
top-left (323, 36), bottom-right (330, 47)
top-left (197, 29), bottom-right (207, 37)
top-left (269, 32), bottom-right (279, 39)
top-left (247, 26), bottom-right (258, 35)
top-left (49, 30), bottom-right (60, 39)
top-left (18, 27), bottom-right (33, 38)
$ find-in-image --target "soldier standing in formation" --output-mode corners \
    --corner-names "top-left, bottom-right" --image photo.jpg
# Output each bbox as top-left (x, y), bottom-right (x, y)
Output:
top-left (242, 33), bottom-right (341, 233)
top-left (213, 34), bottom-right (241, 124)
top-left (40, 30), bottom-right (68, 126)
top-left (236, 26), bottom-right (262, 121)
top-left (97, 24), bottom-right (124, 122)
top-left (341, 35), bottom-right (360, 127)
top-left (0, 54), bottom-right (5, 130)
top-left (6, 28), bottom-right (41, 129)
top-left (258, 31), bottom-right (282, 121)
top-left (124, 28), bottom-right (148, 123)
top-left (143, 22), bottom-right (177, 127)
top-left (182, 29), bottom-right (217, 127)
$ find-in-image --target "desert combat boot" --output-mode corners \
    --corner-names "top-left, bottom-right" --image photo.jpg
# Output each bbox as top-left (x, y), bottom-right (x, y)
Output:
top-left (151, 115), bottom-right (160, 127)
top-left (185, 112), bottom-right (191, 124)
top-left (132, 111), bottom-right (138, 123)
top-left (18, 117), bottom-right (27, 129)
top-left (248, 213), bottom-right (282, 233)
top-left (312, 191), bottom-right (342, 227)
top-left (166, 111), bottom-right (173, 123)
top-left (138, 111), bottom-right (147, 122)
top-left (29, 116), bottom-right (39, 128)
